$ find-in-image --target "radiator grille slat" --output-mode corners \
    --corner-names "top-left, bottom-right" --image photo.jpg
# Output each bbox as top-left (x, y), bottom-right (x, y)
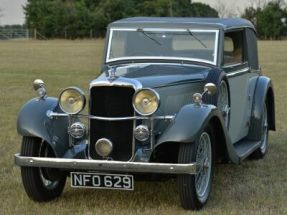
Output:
top-left (89, 86), bottom-right (135, 161)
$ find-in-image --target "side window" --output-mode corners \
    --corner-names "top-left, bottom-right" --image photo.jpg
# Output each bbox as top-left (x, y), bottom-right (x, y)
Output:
top-left (224, 31), bottom-right (245, 66)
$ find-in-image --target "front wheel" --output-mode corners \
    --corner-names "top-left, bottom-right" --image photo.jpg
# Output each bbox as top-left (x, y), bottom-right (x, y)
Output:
top-left (20, 137), bottom-right (66, 202)
top-left (177, 126), bottom-right (215, 210)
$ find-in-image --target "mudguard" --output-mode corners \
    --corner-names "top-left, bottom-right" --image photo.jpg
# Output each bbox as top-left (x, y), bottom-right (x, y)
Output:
top-left (248, 76), bottom-right (275, 140)
top-left (157, 104), bottom-right (218, 144)
top-left (17, 97), bottom-right (69, 157)
top-left (155, 104), bottom-right (239, 163)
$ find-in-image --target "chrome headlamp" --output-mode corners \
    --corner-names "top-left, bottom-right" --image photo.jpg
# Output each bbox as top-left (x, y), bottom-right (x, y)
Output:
top-left (132, 88), bottom-right (160, 116)
top-left (59, 87), bottom-right (86, 114)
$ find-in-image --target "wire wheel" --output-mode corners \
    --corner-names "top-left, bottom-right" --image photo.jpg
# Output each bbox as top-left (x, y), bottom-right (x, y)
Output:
top-left (177, 126), bottom-right (214, 210)
top-left (195, 132), bottom-right (212, 202)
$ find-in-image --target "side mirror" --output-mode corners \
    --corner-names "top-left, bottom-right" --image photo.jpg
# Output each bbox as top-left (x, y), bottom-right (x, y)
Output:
top-left (204, 83), bottom-right (217, 95)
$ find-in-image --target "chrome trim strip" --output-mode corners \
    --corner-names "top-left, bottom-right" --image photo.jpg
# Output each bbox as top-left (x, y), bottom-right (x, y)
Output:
top-left (14, 153), bottom-right (197, 175)
top-left (226, 67), bottom-right (250, 78)
top-left (214, 29), bottom-right (219, 65)
top-left (89, 77), bottom-right (143, 91)
top-left (223, 62), bottom-right (248, 69)
top-left (107, 56), bottom-right (214, 65)
top-left (47, 111), bottom-right (174, 121)
top-left (106, 28), bottom-right (219, 65)
top-left (106, 62), bottom-right (210, 69)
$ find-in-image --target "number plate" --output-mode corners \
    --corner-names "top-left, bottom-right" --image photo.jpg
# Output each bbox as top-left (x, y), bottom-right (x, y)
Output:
top-left (71, 172), bottom-right (134, 191)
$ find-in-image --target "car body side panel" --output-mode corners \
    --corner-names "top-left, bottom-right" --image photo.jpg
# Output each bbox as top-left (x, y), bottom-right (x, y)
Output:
top-left (248, 76), bottom-right (275, 140)
top-left (17, 97), bottom-right (69, 157)
top-left (226, 71), bottom-right (258, 143)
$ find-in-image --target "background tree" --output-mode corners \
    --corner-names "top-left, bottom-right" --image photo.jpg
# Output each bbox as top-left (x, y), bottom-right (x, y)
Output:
top-left (257, 1), bottom-right (287, 39)
top-left (23, 0), bottom-right (218, 38)
top-left (241, 0), bottom-right (287, 39)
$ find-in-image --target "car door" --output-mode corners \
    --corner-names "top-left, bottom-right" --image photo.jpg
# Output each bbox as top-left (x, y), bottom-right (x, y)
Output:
top-left (223, 29), bottom-right (258, 143)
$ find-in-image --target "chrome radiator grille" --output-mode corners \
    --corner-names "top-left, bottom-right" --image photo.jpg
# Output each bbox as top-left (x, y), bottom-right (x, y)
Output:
top-left (89, 86), bottom-right (135, 161)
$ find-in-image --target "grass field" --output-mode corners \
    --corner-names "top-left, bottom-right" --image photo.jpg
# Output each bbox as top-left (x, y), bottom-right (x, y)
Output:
top-left (0, 40), bottom-right (286, 215)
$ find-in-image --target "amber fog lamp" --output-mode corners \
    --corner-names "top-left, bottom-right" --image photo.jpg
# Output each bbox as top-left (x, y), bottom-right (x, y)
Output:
top-left (59, 87), bottom-right (86, 114)
top-left (133, 88), bottom-right (160, 116)
top-left (95, 138), bottom-right (113, 157)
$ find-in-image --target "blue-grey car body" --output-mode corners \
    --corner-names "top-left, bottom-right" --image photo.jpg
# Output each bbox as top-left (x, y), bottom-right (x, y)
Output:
top-left (17, 97), bottom-right (69, 157)
top-left (16, 17), bottom-right (275, 168)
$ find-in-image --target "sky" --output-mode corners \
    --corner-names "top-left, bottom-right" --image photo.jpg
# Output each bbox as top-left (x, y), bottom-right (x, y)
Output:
top-left (194, 0), bottom-right (252, 16)
top-left (0, 0), bottom-right (277, 25)
top-left (0, 0), bottom-right (26, 25)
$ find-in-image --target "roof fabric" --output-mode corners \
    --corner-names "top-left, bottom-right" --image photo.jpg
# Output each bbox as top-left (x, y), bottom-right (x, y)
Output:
top-left (110, 17), bottom-right (255, 31)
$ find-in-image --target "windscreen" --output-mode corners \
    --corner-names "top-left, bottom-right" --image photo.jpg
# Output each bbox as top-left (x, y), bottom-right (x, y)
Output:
top-left (107, 28), bottom-right (219, 65)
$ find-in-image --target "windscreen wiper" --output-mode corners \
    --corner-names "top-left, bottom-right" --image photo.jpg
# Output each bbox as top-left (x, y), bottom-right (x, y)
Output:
top-left (187, 29), bottom-right (207, 49)
top-left (137, 28), bottom-right (162, 46)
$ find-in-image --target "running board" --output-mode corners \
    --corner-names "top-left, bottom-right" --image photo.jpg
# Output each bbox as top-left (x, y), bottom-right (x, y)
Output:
top-left (233, 140), bottom-right (261, 161)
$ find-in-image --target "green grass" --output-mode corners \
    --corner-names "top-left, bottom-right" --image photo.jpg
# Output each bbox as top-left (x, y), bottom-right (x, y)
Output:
top-left (0, 40), bottom-right (286, 215)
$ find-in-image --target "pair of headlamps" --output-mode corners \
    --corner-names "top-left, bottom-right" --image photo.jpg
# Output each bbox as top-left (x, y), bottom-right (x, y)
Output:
top-left (59, 87), bottom-right (160, 116)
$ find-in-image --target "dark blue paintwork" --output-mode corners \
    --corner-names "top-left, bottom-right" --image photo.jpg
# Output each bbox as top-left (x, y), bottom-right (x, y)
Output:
top-left (17, 97), bottom-right (69, 157)
top-left (248, 76), bottom-right (276, 140)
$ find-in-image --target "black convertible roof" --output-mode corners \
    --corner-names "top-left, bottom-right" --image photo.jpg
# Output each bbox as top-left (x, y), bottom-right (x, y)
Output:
top-left (110, 17), bottom-right (255, 31)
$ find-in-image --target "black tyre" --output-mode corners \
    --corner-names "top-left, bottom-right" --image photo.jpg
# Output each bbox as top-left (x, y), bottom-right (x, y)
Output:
top-left (20, 137), bottom-right (66, 202)
top-left (177, 126), bottom-right (215, 210)
top-left (250, 103), bottom-right (269, 159)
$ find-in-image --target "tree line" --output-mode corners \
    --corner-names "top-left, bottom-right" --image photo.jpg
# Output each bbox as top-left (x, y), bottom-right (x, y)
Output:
top-left (241, 0), bottom-right (287, 40)
top-left (18, 0), bottom-right (287, 40)
top-left (23, 0), bottom-right (218, 39)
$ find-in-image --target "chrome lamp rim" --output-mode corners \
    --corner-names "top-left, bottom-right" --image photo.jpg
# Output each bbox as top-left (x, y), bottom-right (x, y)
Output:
top-left (58, 86), bottom-right (86, 115)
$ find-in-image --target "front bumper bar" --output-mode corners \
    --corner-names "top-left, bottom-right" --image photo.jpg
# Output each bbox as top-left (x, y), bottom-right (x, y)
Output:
top-left (14, 153), bottom-right (197, 175)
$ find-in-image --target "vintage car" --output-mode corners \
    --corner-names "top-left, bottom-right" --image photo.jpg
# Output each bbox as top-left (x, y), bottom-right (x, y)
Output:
top-left (15, 17), bottom-right (275, 210)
